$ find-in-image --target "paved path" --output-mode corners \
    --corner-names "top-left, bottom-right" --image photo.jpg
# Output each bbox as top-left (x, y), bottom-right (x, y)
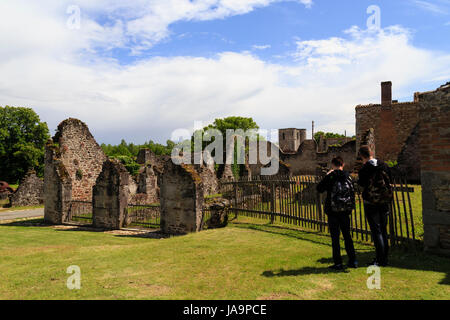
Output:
top-left (0, 208), bottom-right (44, 221)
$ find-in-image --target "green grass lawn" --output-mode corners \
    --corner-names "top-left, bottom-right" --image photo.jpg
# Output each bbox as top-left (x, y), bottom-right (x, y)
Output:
top-left (0, 216), bottom-right (448, 300)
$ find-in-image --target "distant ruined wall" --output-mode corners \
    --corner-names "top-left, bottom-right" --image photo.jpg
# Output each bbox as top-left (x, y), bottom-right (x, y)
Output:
top-left (10, 171), bottom-right (44, 207)
top-left (51, 118), bottom-right (107, 201)
top-left (418, 83), bottom-right (450, 255)
top-left (281, 140), bottom-right (318, 175)
top-left (280, 139), bottom-right (356, 175)
top-left (317, 140), bottom-right (356, 172)
top-left (160, 162), bottom-right (204, 235)
top-left (134, 165), bottom-right (159, 203)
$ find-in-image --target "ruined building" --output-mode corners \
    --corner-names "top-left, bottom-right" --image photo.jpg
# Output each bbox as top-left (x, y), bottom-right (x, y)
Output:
top-left (44, 118), bottom-right (107, 223)
top-left (278, 128), bottom-right (356, 175)
top-left (355, 82), bottom-right (423, 182)
top-left (417, 83), bottom-right (450, 254)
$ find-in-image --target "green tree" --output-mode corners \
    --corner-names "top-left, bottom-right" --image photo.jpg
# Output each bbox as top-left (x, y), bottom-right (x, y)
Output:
top-left (0, 106), bottom-right (50, 183)
top-left (313, 131), bottom-right (347, 142)
top-left (201, 117), bottom-right (261, 178)
top-left (100, 138), bottom-right (175, 176)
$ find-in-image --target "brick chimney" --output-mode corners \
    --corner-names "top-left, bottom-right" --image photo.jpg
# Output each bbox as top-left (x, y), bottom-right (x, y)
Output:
top-left (381, 81), bottom-right (392, 107)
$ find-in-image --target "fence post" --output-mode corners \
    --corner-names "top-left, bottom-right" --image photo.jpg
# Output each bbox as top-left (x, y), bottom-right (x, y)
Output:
top-left (233, 181), bottom-right (238, 219)
top-left (270, 183), bottom-right (275, 224)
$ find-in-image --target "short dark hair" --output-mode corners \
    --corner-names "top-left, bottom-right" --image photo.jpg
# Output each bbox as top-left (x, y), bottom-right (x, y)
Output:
top-left (331, 156), bottom-right (344, 167)
top-left (358, 145), bottom-right (372, 159)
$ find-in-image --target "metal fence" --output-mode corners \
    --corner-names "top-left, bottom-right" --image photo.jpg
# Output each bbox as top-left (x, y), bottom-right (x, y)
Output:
top-left (221, 174), bottom-right (418, 246)
top-left (125, 203), bottom-right (160, 229)
top-left (66, 200), bottom-right (93, 224)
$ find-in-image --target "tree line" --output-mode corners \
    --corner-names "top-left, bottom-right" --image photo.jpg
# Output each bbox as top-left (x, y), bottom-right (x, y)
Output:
top-left (0, 106), bottom-right (351, 183)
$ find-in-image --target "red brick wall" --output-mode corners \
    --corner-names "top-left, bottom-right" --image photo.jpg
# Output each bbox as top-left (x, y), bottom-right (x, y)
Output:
top-left (418, 83), bottom-right (450, 254)
top-left (355, 102), bottom-right (420, 178)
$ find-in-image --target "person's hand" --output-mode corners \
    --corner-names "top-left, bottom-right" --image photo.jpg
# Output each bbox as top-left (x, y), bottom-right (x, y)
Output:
top-left (327, 169), bottom-right (334, 175)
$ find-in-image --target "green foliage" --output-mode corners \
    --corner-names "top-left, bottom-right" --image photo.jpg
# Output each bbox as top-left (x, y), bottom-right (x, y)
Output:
top-left (101, 139), bottom-right (174, 158)
top-left (200, 116), bottom-right (261, 178)
top-left (0, 106), bottom-right (50, 184)
top-left (75, 169), bottom-right (83, 180)
top-left (386, 160), bottom-right (399, 168)
top-left (314, 131), bottom-right (346, 142)
top-left (101, 139), bottom-right (175, 176)
top-left (110, 155), bottom-right (141, 176)
top-left (203, 116), bottom-right (260, 134)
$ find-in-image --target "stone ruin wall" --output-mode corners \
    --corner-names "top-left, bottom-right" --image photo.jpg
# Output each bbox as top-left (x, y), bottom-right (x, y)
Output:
top-left (355, 101), bottom-right (421, 181)
top-left (92, 160), bottom-right (130, 230)
top-left (44, 143), bottom-right (72, 224)
top-left (51, 118), bottom-right (107, 201)
top-left (418, 83), bottom-right (450, 255)
top-left (160, 162), bottom-right (204, 235)
top-left (280, 139), bottom-right (356, 175)
top-left (10, 171), bottom-right (44, 207)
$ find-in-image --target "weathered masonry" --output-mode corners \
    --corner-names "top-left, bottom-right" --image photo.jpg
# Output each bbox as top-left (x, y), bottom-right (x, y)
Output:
top-left (278, 128), bottom-right (356, 175)
top-left (355, 82), bottom-right (422, 182)
top-left (160, 161), bottom-right (204, 234)
top-left (418, 83), bottom-right (450, 255)
top-left (92, 160), bottom-right (130, 229)
top-left (44, 118), bottom-right (107, 224)
top-left (10, 171), bottom-right (44, 207)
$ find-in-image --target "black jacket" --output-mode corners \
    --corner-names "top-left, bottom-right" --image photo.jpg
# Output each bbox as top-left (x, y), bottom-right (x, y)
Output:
top-left (357, 159), bottom-right (392, 202)
top-left (316, 170), bottom-right (353, 214)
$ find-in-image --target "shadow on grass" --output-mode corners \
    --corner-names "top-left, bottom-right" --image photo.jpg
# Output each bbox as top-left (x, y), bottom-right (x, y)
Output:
top-left (261, 250), bottom-right (450, 285)
top-left (0, 218), bottom-right (49, 227)
top-left (232, 221), bottom-right (373, 251)
top-left (232, 222), bottom-right (450, 285)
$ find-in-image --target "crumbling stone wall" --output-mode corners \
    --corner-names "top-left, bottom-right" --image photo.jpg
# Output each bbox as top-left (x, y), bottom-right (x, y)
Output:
top-left (278, 128), bottom-right (306, 154)
top-left (10, 171), bottom-right (44, 207)
top-left (317, 136), bottom-right (354, 153)
top-left (355, 83), bottom-right (421, 180)
top-left (317, 140), bottom-right (356, 172)
top-left (160, 162), bottom-right (204, 235)
top-left (397, 124), bottom-right (421, 182)
top-left (281, 138), bottom-right (356, 175)
top-left (49, 118), bottom-right (107, 201)
top-left (134, 165), bottom-right (159, 203)
top-left (92, 160), bottom-right (130, 229)
top-left (418, 83), bottom-right (450, 255)
top-left (44, 142), bottom-right (72, 224)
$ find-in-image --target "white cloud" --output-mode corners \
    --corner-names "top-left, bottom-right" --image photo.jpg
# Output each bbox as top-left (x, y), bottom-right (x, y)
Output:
top-left (252, 44), bottom-right (272, 50)
top-left (0, 1), bottom-right (449, 144)
top-left (413, 0), bottom-right (449, 14)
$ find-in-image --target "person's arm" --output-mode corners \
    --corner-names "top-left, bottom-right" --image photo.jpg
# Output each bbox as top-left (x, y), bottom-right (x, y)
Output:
top-left (358, 165), bottom-right (368, 187)
top-left (317, 173), bottom-right (331, 193)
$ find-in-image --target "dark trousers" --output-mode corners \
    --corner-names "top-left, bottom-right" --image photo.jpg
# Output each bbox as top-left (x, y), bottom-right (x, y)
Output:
top-left (365, 203), bottom-right (390, 264)
top-left (328, 212), bottom-right (356, 265)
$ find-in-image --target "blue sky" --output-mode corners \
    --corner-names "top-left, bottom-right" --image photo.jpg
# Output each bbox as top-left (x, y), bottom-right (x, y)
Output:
top-left (115, 0), bottom-right (450, 65)
top-left (0, 0), bottom-right (449, 144)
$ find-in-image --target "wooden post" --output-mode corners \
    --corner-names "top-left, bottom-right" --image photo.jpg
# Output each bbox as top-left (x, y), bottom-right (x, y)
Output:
top-left (270, 183), bottom-right (275, 224)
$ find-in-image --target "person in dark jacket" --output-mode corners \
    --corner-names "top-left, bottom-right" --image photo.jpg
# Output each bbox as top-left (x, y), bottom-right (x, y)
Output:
top-left (358, 145), bottom-right (391, 267)
top-left (317, 156), bottom-right (357, 270)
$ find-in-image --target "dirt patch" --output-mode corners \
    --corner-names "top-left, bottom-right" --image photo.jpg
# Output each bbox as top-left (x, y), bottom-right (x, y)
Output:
top-left (128, 282), bottom-right (172, 297)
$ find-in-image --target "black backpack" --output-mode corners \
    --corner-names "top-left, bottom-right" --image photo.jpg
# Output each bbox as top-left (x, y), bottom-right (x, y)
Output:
top-left (330, 176), bottom-right (355, 213)
top-left (366, 167), bottom-right (393, 205)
